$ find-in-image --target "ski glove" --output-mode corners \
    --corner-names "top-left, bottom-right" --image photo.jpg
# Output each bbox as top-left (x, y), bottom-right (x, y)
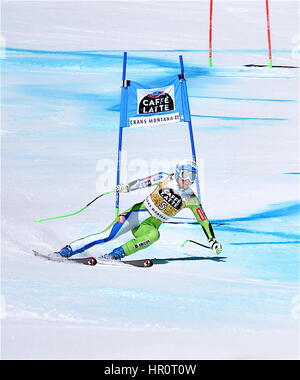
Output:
top-left (209, 238), bottom-right (222, 255)
top-left (116, 184), bottom-right (130, 193)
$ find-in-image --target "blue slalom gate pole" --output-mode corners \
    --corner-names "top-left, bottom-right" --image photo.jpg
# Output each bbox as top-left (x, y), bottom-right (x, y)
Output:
top-left (179, 55), bottom-right (202, 202)
top-left (115, 52), bottom-right (128, 217)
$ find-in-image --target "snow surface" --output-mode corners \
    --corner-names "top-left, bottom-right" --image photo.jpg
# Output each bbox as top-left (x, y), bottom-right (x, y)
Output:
top-left (1, 0), bottom-right (299, 359)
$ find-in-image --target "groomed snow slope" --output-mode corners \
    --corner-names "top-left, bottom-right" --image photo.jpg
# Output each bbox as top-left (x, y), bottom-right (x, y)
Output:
top-left (1, 1), bottom-right (299, 359)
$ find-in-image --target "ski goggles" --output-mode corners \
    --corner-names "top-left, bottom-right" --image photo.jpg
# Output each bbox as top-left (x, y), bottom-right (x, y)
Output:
top-left (178, 169), bottom-right (197, 182)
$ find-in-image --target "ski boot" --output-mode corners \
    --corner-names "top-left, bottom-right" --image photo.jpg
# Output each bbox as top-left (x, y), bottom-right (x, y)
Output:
top-left (103, 247), bottom-right (125, 260)
top-left (56, 245), bottom-right (74, 258)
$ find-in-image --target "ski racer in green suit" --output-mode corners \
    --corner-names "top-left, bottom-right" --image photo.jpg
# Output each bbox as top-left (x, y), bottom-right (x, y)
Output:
top-left (57, 159), bottom-right (222, 259)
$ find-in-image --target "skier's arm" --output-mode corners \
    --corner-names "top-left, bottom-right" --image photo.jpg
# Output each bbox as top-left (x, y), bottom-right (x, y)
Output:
top-left (116, 172), bottom-right (169, 193)
top-left (189, 203), bottom-right (215, 240)
top-left (188, 202), bottom-right (222, 254)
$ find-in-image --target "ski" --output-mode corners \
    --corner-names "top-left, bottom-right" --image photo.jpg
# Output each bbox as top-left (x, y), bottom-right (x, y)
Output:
top-left (33, 250), bottom-right (153, 268)
top-left (32, 250), bottom-right (97, 266)
top-left (112, 258), bottom-right (153, 268)
top-left (95, 257), bottom-right (153, 268)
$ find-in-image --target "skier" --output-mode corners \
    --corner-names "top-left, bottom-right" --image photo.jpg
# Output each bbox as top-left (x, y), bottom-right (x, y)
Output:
top-left (56, 159), bottom-right (222, 260)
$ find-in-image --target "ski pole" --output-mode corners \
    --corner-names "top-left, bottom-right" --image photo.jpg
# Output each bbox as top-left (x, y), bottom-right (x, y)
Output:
top-left (265, 0), bottom-right (273, 68)
top-left (180, 239), bottom-right (211, 250)
top-left (208, 0), bottom-right (214, 67)
top-left (35, 189), bottom-right (115, 223)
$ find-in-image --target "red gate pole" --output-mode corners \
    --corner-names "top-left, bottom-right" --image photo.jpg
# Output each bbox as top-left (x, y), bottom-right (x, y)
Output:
top-left (208, 0), bottom-right (213, 67)
top-left (265, 0), bottom-right (273, 67)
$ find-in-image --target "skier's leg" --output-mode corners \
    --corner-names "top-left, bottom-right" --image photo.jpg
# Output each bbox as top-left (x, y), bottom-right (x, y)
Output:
top-left (57, 202), bottom-right (149, 258)
top-left (124, 219), bottom-right (161, 255)
top-left (105, 217), bottom-right (162, 258)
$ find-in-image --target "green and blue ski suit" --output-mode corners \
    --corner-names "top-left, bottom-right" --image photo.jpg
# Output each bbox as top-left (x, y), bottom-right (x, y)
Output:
top-left (69, 172), bottom-right (216, 256)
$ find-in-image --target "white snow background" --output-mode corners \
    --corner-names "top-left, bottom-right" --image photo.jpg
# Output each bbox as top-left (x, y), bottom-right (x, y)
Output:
top-left (1, 0), bottom-right (299, 359)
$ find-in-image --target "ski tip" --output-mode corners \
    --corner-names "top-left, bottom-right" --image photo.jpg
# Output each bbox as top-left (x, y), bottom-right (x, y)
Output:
top-left (144, 259), bottom-right (153, 267)
top-left (86, 257), bottom-right (97, 266)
